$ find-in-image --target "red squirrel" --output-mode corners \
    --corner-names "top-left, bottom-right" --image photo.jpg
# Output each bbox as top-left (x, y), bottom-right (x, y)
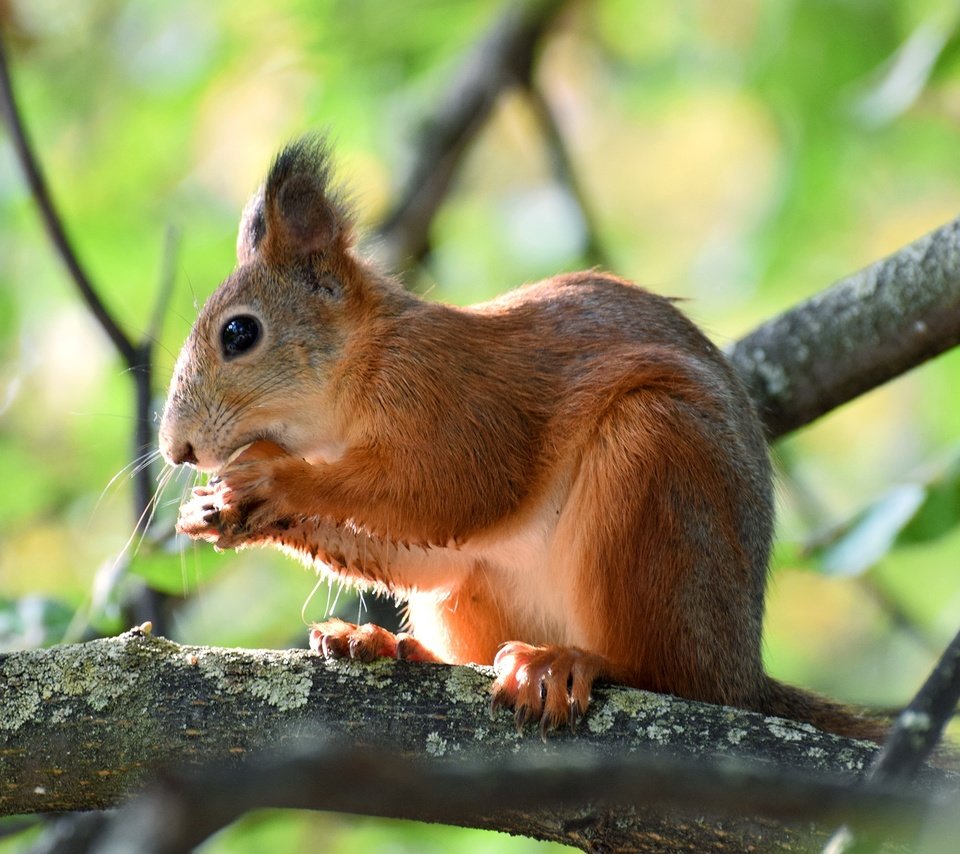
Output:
top-left (160, 136), bottom-right (881, 738)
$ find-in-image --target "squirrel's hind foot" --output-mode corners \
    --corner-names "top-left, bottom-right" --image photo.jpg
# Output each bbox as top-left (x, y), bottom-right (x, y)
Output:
top-left (309, 618), bottom-right (440, 663)
top-left (491, 642), bottom-right (613, 737)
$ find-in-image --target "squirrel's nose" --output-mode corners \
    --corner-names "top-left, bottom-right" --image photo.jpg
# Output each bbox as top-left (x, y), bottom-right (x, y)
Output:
top-left (167, 440), bottom-right (198, 467)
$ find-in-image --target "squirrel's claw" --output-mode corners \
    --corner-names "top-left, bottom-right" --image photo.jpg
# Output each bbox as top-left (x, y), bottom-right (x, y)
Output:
top-left (491, 642), bottom-right (605, 737)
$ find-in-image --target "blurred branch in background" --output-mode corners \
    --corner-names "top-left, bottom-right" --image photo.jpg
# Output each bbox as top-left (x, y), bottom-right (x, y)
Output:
top-left (525, 81), bottom-right (609, 269)
top-left (776, 446), bottom-right (946, 658)
top-left (729, 215), bottom-right (960, 440)
top-left (82, 740), bottom-right (947, 854)
top-left (375, 0), bottom-right (570, 271)
top-left (0, 33), bottom-right (170, 634)
top-left (866, 624), bottom-right (960, 781)
top-left (0, 37), bottom-right (134, 364)
top-left (826, 621), bottom-right (960, 852)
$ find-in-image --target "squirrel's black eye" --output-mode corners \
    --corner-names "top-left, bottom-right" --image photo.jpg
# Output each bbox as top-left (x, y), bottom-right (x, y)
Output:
top-left (221, 315), bottom-right (261, 358)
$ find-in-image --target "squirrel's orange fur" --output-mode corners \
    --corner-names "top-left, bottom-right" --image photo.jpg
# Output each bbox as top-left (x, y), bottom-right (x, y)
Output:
top-left (162, 137), bottom-right (883, 738)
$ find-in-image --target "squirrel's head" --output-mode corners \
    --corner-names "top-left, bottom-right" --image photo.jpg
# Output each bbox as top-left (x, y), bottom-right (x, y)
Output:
top-left (160, 136), bottom-right (386, 472)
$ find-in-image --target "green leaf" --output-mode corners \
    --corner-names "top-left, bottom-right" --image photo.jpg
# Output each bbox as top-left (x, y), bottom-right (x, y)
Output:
top-left (819, 483), bottom-right (926, 577)
top-left (812, 449), bottom-right (960, 577)
top-left (898, 455), bottom-right (960, 544)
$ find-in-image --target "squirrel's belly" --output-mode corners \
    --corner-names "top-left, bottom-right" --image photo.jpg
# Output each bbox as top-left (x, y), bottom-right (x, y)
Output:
top-left (461, 486), bottom-right (583, 648)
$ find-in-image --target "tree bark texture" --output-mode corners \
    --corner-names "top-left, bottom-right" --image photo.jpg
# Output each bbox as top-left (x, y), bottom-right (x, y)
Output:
top-left (2, 632), bottom-right (955, 851)
top-left (730, 215), bottom-right (960, 439)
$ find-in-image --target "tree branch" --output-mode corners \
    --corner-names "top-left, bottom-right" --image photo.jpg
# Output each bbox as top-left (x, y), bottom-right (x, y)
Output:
top-left (0, 35), bottom-right (136, 365)
top-left (825, 622), bottom-right (960, 852)
top-left (525, 81), bottom-right (610, 269)
top-left (0, 32), bottom-right (176, 633)
top-left (4, 633), bottom-right (954, 851)
top-left (870, 623), bottom-right (960, 782)
top-left (729, 215), bottom-right (960, 439)
top-left (90, 738), bottom-right (948, 854)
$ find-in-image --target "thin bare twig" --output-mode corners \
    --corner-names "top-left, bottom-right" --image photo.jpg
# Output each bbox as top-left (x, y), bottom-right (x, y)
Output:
top-left (825, 622), bottom-right (960, 852)
top-left (525, 81), bottom-right (610, 269)
top-left (0, 36), bottom-right (136, 364)
top-left (0, 32), bottom-right (170, 632)
top-left (857, 574), bottom-right (941, 656)
top-left (132, 226), bottom-right (181, 540)
top-left (147, 226), bottom-right (181, 349)
top-left (374, 0), bottom-right (571, 271)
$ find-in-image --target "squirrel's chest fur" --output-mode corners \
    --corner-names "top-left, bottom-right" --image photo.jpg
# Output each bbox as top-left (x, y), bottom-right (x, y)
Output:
top-left (273, 463), bottom-right (583, 662)
top-left (402, 471), bottom-right (586, 664)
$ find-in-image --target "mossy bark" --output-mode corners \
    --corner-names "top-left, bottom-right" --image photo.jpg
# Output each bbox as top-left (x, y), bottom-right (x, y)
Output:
top-left (730, 215), bottom-right (960, 439)
top-left (4, 630), bottom-right (952, 851)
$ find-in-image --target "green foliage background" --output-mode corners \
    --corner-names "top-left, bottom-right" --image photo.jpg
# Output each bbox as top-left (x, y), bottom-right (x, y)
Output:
top-left (3, 0), bottom-right (960, 849)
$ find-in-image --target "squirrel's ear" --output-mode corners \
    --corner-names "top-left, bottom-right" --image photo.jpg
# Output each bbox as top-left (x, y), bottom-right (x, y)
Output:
top-left (259, 136), bottom-right (351, 262)
top-left (236, 186), bottom-right (266, 265)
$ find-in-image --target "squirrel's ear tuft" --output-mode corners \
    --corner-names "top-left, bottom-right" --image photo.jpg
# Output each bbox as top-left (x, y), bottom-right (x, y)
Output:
top-left (258, 135), bottom-right (352, 262)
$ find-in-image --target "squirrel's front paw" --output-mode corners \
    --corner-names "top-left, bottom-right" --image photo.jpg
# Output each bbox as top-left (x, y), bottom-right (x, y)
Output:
top-left (175, 440), bottom-right (299, 549)
top-left (176, 484), bottom-right (226, 543)
top-left (175, 483), bottom-right (254, 549)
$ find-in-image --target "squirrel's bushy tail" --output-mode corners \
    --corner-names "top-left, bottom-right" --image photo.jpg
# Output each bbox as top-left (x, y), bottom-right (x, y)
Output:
top-left (759, 677), bottom-right (889, 743)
